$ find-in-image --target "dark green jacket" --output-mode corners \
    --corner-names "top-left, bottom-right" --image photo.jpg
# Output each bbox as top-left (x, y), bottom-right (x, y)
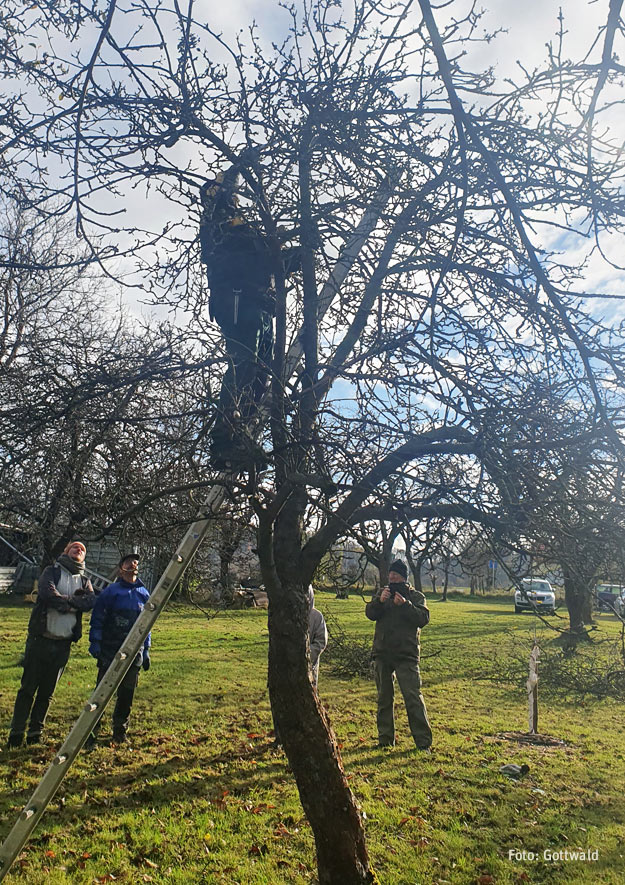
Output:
top-left (365, 584), bottom-right (429, 661)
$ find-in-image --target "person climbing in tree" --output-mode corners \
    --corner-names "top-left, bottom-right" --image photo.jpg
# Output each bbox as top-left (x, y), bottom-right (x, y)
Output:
top-left (199, 155), bottom-right (301, 469)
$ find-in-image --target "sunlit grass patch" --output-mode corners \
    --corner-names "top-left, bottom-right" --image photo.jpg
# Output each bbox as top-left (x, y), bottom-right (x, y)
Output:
top-left (1, 594), bottom-right (624, 882)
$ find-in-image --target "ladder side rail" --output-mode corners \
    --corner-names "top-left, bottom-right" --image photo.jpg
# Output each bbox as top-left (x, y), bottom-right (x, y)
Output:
top-left (0, 485), bottom-right (225, 881)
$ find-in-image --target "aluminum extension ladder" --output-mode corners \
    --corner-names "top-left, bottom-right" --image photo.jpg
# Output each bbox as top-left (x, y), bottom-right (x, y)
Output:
top-left (0, 176), bottom-right (393, 880)
top-left (0, 483), bottom-right (225, 881)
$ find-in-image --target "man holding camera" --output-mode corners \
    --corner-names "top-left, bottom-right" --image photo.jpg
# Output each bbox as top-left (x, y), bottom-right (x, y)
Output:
top-left (366, 559), bottom-right (432, 750)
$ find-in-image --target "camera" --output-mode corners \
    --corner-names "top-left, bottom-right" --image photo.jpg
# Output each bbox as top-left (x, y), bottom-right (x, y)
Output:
top-left (388, 582), bottom-right (408, 599)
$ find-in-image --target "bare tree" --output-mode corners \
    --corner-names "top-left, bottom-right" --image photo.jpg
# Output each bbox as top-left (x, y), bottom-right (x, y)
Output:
top-left (0, 209), bottom-right (221, 562)
top-left (2, 2), bottom-right (625, 881)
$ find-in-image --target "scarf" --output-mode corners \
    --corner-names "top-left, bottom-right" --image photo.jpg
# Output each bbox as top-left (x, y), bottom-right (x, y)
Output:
top-left (57, 553), bottom-right (85, 576)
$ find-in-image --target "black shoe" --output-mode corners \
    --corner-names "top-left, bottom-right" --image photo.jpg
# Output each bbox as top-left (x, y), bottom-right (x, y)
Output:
top-left (84, 735), bottom-right (97, 752)
top-left (378, 741), bottom-right (395, 748)
top-left (7, 735), bottom-right (23, 749)
top-left (26, 734), bottom-right (41, 745)
top-left (110, 732), bottom-right (127, 745)
top-left (414, 745), bottom-right (432, 753)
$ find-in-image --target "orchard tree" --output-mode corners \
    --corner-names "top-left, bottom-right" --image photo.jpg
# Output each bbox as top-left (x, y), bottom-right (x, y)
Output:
top-left (481, 381), bottom-right (625, 635)
top-left (2, 1), bottom-right (625, 881)
top-left (0, 208), bottom-right (221, 563)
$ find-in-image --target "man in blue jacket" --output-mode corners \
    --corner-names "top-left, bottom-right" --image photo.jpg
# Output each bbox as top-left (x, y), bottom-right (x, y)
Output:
top-left (87, 553), bottom-right (150, 746)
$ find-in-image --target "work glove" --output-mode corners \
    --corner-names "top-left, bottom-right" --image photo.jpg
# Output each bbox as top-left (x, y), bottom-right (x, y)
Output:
top-left (88, 643), bottom-right (100, 660)
top-left (142, 651), bottom-right (151, 672)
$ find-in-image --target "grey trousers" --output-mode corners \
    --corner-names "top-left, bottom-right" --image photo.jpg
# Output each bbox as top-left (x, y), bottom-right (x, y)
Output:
top-left (374, 657), bottom-right (432, 748)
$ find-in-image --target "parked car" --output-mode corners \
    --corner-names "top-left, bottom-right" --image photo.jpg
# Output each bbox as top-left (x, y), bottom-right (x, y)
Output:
top-left (594, 583), bottom-right (625, 614)
top-left (514, 578), bottom-right (556, 614)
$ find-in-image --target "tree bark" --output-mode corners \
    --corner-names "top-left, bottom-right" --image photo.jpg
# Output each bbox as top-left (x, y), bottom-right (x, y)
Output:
top-left (260, 488), bottom-right (375, 884)
top-left (441, 560), bottom-right (449, 602)
top-left (267, 590), bottom-right (374, 885)
top-left (563, 573), bottom-right (591, 637)
top-left (581, 594), bottom-right (594, 625)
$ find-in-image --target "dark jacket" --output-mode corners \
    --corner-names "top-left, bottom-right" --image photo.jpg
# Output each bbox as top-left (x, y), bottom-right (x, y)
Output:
top-left (28, 563), bottom-right (95, 643)
top-left (200, 200), bottom-right (301, 320)
top-left (365, 583), bottom-right (430, 661)
top-left (89, 578), bottom-right (151, 668)
top-left (201, 217), bottom-right (274, 297)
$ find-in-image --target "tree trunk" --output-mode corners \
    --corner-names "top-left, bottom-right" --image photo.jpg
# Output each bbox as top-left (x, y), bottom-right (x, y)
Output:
top-left (267, 590), bottom-right (374, 884)
top-left (404, 545), bottom-right (422, 593)
top-left (262, 485), bottom-right (376, 885)
top-left (563, 573), bottom-right (591, 637)
top-left (441, 567), bottom-right (449, 601)
top-left (581, 594), bottom-right (594, 625)
top-left (219, 552), bottom-right (233, 595)
top-left (429, 562), bottom-right (437, 594)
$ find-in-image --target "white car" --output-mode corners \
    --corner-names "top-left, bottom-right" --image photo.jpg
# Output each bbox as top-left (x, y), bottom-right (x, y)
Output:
top-left (514, 578), bottom-right (556, 614)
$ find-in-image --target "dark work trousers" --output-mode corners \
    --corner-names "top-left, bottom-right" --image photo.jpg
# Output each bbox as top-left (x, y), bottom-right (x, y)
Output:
top-left (8, 635), bottom-right (72, 744)
top-left (210, 300), bottom-right (273, 451)
top-left (90, 661), bottom-right (141, 740)
top-left (374, 657), bottom-right (432, 748)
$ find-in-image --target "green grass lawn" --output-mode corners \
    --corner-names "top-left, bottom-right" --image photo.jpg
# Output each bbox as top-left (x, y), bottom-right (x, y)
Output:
top-left (1, 594), bottom-right (624, 884)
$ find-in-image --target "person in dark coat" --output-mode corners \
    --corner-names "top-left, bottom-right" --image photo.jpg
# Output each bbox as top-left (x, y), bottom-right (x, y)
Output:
top-left (86, 553), bottom-right (150, 746)
top-left (365, 559), bottom-right (432, 750)
top-left (199, 161), bottom-right (300, 468)
top-left (7, 541), bottom-right (96, 748)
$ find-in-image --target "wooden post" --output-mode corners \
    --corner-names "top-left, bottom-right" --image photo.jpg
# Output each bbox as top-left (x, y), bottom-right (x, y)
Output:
top-left (527, 641), bottom-right (540, 734)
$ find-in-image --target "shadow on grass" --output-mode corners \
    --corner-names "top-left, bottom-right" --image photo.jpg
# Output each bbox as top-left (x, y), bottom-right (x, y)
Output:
top-left (1, 739), bottom-right (292, 824)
